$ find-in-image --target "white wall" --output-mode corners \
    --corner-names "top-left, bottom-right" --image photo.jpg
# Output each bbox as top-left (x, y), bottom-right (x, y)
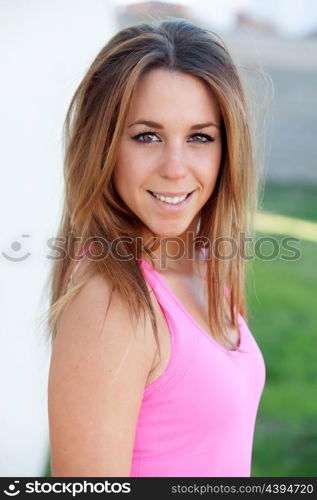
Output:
top-left (0, 0), bottom-right (117, 476)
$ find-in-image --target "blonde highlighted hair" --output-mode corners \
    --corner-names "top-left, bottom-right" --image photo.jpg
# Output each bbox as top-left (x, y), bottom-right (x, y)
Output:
top-left (41, 18), bottom-right (263, 354)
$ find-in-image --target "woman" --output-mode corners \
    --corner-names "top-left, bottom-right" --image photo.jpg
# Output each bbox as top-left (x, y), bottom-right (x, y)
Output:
top-left (47, 18), bottom-right (266, 477)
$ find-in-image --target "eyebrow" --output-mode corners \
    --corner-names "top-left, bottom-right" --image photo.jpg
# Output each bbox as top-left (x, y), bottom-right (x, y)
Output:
top-left (127, 120), bottom-right (220, 130)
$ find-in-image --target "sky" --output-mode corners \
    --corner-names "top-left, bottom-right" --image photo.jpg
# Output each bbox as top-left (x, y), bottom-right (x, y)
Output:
top-left (115, 0), bottom-right (317, 37)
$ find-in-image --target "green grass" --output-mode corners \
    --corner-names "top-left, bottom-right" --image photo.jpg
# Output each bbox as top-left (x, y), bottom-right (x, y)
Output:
top-left (252, 418), bottom-right (317, 477)
top-left (247, 180), bottom-right (317, 476)
top-left (259, 180), bottom-right (317, 222)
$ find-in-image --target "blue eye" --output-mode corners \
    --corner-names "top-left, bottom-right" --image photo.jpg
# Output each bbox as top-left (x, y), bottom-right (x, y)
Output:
top-left (132, 130), bottom-right (215, 144)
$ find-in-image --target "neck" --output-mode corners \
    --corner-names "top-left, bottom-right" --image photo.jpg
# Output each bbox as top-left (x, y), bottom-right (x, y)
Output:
top-left (140, 216), bottom-right (204, 275)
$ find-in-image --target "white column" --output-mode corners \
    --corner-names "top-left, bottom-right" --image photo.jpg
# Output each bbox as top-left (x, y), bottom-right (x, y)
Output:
top-left (0, 0), bottom-right (117, 476)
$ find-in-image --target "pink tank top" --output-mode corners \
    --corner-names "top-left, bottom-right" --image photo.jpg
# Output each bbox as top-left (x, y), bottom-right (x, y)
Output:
top-left (130, 257), bottom-right (266, 477)
top-left (66, 248), bottom-right (266, 477)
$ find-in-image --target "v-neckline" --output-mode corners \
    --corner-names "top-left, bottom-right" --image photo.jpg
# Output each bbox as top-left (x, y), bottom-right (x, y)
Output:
top-left (140, 258), bottom-right (243, 354)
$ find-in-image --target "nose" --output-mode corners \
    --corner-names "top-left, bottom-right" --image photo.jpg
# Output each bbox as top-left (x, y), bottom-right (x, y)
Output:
top-left (158, 145), bottom-right (188, 180)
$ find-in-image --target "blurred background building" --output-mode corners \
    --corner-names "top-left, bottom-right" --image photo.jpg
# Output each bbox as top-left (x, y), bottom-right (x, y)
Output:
top-left (1, 0), bottom-right (316, 477)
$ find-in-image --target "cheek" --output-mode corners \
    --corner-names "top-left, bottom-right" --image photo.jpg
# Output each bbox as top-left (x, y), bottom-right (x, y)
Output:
top-left (113, 149), bottom-right (147, 202)
top-left (198, 145), bottom-right (222, 184)
top-left (115, 143), bottom-right (155, 191)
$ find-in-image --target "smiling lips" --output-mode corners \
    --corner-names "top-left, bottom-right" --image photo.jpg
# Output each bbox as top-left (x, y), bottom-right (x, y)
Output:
top-left (147, 189), bottom-right (195, 207)
top-left (149, 191), bottom-right (193, 197)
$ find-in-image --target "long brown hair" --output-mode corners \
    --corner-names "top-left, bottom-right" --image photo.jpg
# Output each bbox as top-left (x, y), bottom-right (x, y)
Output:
top-left (41, 18), bottom-right (262, 354)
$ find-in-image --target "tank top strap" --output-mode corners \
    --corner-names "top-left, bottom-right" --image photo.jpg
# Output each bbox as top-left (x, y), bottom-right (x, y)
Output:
top-left (138, 258), bottom-right (179, 313)
top-left (137, 257), bottom-right (200, 400)
top-left (138, 247), bottom-right (209, 313)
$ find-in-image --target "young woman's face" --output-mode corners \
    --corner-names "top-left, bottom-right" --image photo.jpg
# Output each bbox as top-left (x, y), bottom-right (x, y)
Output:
top-left (113, 68), bottom-right (222, 238)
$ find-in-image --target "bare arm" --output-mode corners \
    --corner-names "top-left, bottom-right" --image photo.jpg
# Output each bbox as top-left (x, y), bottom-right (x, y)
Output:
top-left (48, 268), bottom-right (156, 477)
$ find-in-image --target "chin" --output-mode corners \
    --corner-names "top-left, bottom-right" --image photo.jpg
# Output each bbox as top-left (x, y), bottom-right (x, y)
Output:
top-left (147, 222), bottom-right (191, 239)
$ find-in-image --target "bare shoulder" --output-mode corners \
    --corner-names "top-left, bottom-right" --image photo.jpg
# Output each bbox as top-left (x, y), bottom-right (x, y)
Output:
top-left (48, 261), bottom-right (157, 476)
top-left (56, 260), bottom-right (156, 361)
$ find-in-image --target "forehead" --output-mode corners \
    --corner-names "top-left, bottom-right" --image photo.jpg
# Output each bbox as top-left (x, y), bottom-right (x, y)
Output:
top-left (126, 68), bottom-right (221, 123)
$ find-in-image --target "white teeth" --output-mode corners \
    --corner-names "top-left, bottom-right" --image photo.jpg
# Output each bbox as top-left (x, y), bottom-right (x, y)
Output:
top-left (152, 192), bottom-right (188, 204)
